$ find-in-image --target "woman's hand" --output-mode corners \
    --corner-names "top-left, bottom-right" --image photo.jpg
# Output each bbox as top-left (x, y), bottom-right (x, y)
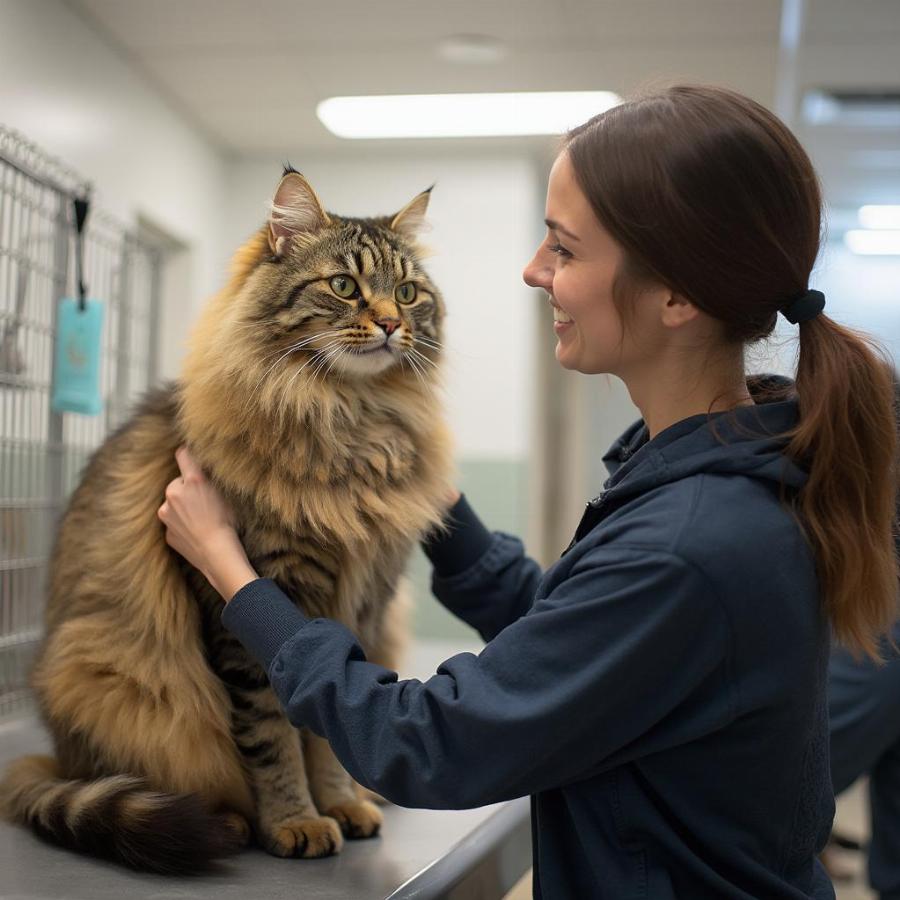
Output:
top-left (157, 447), bottom-right (258, 602)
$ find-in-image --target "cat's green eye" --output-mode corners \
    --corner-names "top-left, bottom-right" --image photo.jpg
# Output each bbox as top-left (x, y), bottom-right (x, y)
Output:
top-left (395, 283), bottom-right (417, 304)
top-left (330, 275), bottom-right (359, 299)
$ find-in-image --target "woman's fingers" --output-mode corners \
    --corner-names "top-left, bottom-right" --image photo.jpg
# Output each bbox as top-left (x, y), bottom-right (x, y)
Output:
top-left (175, 445), bottom-right (204, 481)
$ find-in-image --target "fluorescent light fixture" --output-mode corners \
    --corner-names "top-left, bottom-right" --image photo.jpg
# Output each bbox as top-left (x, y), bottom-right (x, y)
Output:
top-left (316, 91), bottom-right (621, 139)
top-left (859, 205), bottom-right (900, 229)
top-left (844, 229), bottom-right (900, 255)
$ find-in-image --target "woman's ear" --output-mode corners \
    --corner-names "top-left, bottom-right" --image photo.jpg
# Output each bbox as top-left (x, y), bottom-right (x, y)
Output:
top-left (660, 292), bottom-right (701, 329)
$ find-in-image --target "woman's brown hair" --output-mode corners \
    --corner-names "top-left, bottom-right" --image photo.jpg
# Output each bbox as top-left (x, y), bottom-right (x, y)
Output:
top-left (565, 83), bottom-right (898, 658)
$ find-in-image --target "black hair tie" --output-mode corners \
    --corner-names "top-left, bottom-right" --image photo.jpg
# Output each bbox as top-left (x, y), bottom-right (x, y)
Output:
top-left (780, 288), bottom-right (825, 324)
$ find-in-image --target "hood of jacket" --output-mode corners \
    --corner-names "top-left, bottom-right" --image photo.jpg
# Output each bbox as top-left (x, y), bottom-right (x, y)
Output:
top-left (600, 375), bottom-right (807, 503)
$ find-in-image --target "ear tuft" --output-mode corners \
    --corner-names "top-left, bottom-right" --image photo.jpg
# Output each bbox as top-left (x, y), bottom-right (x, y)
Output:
top-left (268, 172), bottom-right (330, 256)
top-left (390, 187), bottom-right (433, 240)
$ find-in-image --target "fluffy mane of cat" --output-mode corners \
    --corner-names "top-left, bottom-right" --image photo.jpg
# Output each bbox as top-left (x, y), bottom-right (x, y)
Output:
top-left (0, 171), bottom-right (454, 873)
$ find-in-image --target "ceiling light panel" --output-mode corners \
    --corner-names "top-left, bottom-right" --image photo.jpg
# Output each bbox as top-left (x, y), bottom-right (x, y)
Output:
top-left (316, 92), bottom-right (621, 140)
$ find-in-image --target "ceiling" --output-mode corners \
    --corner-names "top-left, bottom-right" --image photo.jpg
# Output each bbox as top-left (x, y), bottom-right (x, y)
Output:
top-left (68, 0), bottom-right (900, 206)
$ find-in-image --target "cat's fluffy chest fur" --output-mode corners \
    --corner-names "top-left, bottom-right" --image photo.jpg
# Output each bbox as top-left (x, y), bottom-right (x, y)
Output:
top-left (211, 395), bottom-right (446, 626)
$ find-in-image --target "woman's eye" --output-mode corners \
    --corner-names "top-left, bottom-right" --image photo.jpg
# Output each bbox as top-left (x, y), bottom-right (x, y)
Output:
top-left (395, 282), bottom-right (417, 304)
top-left (549, 243), bottom-right (571, 258)
top-left (330, 275), bottom-right (359, 299)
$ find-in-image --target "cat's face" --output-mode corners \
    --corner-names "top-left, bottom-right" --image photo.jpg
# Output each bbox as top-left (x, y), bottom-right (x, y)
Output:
top-left (239, 171), bottom-right (443, 387)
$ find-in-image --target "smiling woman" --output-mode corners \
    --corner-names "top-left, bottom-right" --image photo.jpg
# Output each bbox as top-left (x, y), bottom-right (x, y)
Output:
top-left (525, 151), bottom-right (756, 432)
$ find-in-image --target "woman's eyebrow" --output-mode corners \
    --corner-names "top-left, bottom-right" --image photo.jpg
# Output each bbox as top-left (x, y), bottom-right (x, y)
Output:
top-left (544, 218), bottom-right (580, 242)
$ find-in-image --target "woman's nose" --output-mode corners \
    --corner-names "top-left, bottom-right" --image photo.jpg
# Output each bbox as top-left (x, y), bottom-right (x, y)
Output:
top-left (523, 250), bottom-right (552, 291)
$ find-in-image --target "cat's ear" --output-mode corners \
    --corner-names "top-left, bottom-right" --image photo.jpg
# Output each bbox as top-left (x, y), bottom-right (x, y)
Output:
top-left (390, 186), bottom-right (433, 239)
top-left (268, 172), bottom-right (330, 256)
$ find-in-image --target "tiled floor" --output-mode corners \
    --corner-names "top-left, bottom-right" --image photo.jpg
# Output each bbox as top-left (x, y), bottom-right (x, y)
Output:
top-left (502, 780), bottom-right (878, 900)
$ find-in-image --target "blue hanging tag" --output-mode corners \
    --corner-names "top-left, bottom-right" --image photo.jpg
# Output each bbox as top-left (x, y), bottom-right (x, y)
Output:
top-left (51, 297), bottom-right (104, 416)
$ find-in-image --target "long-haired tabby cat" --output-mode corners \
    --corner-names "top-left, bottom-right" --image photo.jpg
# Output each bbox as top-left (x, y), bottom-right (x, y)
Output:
top-left (0, 169), bottom-right (454, 873)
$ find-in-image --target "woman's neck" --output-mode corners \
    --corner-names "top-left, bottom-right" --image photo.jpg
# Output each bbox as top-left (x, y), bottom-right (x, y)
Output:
top-left (624, 351), bottom-right (753, 439)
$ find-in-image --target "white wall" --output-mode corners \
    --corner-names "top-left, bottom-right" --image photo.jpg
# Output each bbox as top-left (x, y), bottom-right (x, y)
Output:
top-left (0, 0), bottom-right (228, 379)
top-left (815, 241), bottom-right (900, 362)
top-left (224, 152), bottom-right (543, 461)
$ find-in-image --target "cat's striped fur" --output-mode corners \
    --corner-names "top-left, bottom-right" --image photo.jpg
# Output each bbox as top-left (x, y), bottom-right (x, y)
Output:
top-left (0, 171), bottom-right (454, 873)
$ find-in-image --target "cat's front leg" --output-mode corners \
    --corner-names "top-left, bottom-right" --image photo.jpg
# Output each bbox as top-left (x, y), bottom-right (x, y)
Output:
top-left (215, 638), bottom-right (343, 858)
top-left (302, 729), bottom-right (383, 839)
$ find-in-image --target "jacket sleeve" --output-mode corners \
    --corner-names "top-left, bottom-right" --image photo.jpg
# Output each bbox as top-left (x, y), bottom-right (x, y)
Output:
top-left (421, 493), bottom-right (543, 641)
top-left (222, 546), bottom-right (734, 810)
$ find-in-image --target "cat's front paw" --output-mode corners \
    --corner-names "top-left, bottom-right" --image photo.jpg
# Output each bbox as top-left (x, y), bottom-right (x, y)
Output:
top-left (259, 815), bottom-right (343, 858)
top-left (324, 799), bottom-right (383, 839)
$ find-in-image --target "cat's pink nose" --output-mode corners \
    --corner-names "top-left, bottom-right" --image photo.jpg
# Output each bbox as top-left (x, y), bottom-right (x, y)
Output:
top-left (375, 318), bottom-right (400, 336)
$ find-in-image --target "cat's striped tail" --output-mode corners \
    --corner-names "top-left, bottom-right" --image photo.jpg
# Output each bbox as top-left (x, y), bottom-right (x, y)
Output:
top-left (0, 755), bottom-right (245, 874)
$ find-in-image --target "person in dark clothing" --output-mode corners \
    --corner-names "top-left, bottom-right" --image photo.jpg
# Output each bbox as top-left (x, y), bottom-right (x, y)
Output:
top-left (158, 85), bottom-right (898, 899)
top-left (821, 373), bottom-right (900, 900)
top-left (828, 627), bottom-right (900, 900)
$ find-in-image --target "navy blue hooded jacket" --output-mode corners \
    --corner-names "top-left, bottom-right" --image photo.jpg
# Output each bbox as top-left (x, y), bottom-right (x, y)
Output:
top-left (222, 382), bottom-right (835, 899)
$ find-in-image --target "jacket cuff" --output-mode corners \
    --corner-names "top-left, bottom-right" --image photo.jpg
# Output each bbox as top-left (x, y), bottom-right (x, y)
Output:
top-left (431, 531), bottom-right (525, 595)
top-left (221, 577), bottom-right (310, 670)
top-left (421, 493), bottom-right (495, 578)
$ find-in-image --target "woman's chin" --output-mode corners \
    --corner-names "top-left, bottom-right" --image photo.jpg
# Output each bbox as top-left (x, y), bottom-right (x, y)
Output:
top-left (554, 341), bottom-right (579, 371)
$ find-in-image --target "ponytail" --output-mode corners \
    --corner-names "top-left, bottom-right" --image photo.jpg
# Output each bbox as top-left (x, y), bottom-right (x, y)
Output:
top-left (788, 317), bottom-right (898, 657)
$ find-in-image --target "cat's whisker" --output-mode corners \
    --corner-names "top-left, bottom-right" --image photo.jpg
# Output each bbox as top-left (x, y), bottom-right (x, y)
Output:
top-left (404, 352), bottom-right (429, 389)
top-left (259, 339), bottom-right (342, 413)
top-left (322, 347), bottom-right (345, 382)
top-left (310, 348), bottom-right (338, 385)
top-left (397, 354), bottom-right (414, 385)
top-left (406, 352), bottom-right (438, 386)
top-left (264, 329), bottom-right (343, 360)
top-left (330, 348), bottom-right (348, 388)
top-left (405, 356), bottom-right (422, 386)
top-left (281, 358), bottom-right (314, 400)
top-left (414, 335), bottom-right (479, 360)
top-left (250, 338), bottom-right (322, 391)
top-left (254, 330), bottom-right (342, 368)
top-left (248, 331), bottom-right (343, 406)
top-left (293, 340), bottom-right (344, 390)
top-left (284, 340), bottom-right (344, 392)
top-left (406, 346), bottom-right (438, 369)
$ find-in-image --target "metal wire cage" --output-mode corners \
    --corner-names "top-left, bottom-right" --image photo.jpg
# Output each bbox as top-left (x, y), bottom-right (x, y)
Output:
top-left (0, 126), bottom-right (162, 719)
